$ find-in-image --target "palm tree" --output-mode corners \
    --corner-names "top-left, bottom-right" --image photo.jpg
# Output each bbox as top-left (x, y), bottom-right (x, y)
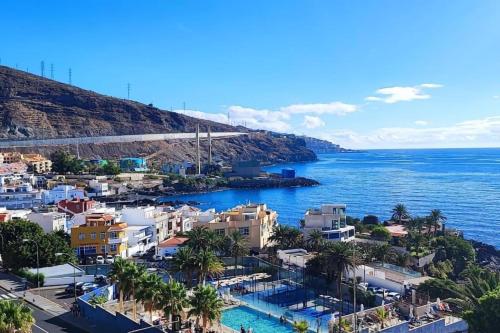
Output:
top-left (293, 320), bottom-right (309, 333)
top-left (269, 225), bottom-right (303, 250)
top-left (186, 226), bottom-right (213, 251)
top-left (306, 230), bottom-right (325, 252)
top-left (228, 230), bottom-right (248, 277)
top-left (195, 250), bottom-right (224, 285)
top-left (375, 308), bottom-right (389, 329)
top-left (371, 244), bottom-right (391, 265)
top-left (429, 209), bottom-right (446, 236)
top-left (330, 317), bottom-right (351, 333)
top-left (125, 262), bottom-right (146, 320)
top-left (391, 204), bottom-right (409, 224)
top-left (321, 242), bottom-right (356, 326)
top-left (407, 217), bottom-right (426, 257)
top-left (172, 246), bottom-right (197, 287)
top-left (0, 300), bottom-right (35, 333)
top-left (136, 273), bottom-right (164, 323)
top-left (188, 285), bottom-right (224, 333)
top-left (108, 257), bottom-right (130, 311)
top-left (160, 280), bottom-right (188, 323)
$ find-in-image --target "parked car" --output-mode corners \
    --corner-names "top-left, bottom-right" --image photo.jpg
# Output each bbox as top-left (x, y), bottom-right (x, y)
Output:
top-left (65, 282), bottom-right (85, 294)
top-left (387, 291), bottom-right (401, 300)
top-left (94, 275), bottom-right (107, 284)
top-left (96, 255), bottom-right (105, 264)
top-left (77, 282), bottom-right (100, 295)
top-left (152, 254), bottom-right (164, 261)
top-left (358, 282), bottom-right (369, 291)
top-left (105, 255), bottom-right (114, 264)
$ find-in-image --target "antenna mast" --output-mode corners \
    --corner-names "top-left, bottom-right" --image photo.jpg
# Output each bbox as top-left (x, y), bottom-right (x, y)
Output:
top-left (68, 68), bottom-right (72, 85)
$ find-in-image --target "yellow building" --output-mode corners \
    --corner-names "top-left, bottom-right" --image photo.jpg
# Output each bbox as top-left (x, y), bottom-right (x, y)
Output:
top-left (194, 203), bottom-right (277, 250)
top-left (71, 213), bottom-right (128, 258)
top-left (0, 152), bottom-right (52, 173)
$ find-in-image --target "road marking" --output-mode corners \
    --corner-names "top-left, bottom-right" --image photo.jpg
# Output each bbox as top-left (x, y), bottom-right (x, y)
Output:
top-left (32, 324), bottom-right (49, 333)
top-left (7, 293), bottom-right (17, 298)
top-left (0, 294), bottom-right (9, 299)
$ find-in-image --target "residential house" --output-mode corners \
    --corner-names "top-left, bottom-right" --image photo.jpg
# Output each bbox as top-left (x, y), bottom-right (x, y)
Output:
top-left (121, 206), bottom-right (171, 247)
top-left (124, 225), bottom-right (153, 257)
top-left (0, 182), bottom-right (43, 209)
top-left (303, 204), bottom-right (355, 242)
top-left (27, 211), bottom-right (66, 233)
top-left (194, 203), bottom-right (277, 250)
top-left (42, 184), bottom-right (85, 205)
top-left (71, 213), bottom-right (128, 258)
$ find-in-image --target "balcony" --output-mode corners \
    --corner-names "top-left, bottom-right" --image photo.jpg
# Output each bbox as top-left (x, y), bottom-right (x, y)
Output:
top-left (108, 237), bottom-right (128, 244)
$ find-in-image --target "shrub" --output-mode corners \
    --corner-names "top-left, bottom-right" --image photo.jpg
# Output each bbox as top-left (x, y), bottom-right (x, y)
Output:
top-left (371, 225), bottom-right (391, 241)
top-left (16, 270), bottom-right (45, 287)
top-left (362, 215), bottom-right (379, 225)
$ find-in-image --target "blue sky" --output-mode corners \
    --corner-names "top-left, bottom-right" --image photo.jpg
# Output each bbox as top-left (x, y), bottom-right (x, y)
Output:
top-left (1, 0), bottom-right (500, 148)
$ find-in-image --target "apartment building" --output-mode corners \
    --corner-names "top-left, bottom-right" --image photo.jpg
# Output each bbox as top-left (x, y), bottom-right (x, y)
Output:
top-left (0, 182), bottom-right (43, 209)
top-left (71, 213), bottom-right (128, 258)
top-left (121, 206), bottom-right (171, 246)
top-left (303, 204), bottom-right (355, 242)
top-left (42, 184), bottom-right (85, 205)
top-left (0, 152), bottom-right (52, 173)
top-left (194, 203), bottom-right (277, 250)
top-left (27, 211), bottom-right (66, 233)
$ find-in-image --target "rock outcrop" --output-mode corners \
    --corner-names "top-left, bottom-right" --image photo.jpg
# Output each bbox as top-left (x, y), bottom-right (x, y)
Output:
top-left (0, 66), bottom-right (316, 164)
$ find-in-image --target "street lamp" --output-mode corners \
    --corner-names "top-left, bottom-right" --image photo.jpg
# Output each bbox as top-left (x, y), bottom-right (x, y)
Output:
top-left (22, 238), bottom-right (40, 291)
top-left (56, 252), bottom-right (77, 303)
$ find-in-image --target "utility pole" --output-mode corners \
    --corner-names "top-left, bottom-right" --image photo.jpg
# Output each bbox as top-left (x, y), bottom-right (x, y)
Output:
top-left (208, 125), bottom-right (212, 165)
top-left (40, 61), bottom-right (45, 77)
top-left (195, 124), bottom-right (201, 175)
top-left (50, 63), bottom-right (54, 79)
top-left (68, 68), bottom-right (72, 85)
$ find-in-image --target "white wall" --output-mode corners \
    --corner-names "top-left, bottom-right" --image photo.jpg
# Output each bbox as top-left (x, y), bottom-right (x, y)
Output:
top-left (44, 275), bottom-right (95, 286)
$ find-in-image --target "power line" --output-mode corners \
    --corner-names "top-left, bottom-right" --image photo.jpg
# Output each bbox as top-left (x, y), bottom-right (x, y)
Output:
top-left (50, 64), bottom-right (54, 79)
top-left (40, 61), bottom-right (45, 77)
top-left (68, 68), bottom-right (72, 85)
top-left (127, 83), bottom-right (130, 100)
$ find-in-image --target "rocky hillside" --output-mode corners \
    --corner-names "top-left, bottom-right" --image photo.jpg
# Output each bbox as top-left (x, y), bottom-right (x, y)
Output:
top-left (0, 66), bottom-right (316, 164)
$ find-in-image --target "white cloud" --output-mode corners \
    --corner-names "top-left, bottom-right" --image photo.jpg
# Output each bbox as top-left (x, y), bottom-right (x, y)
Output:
top-left (281, 102), bottom-right (357, 116)
top-left (414, 120), bottom-right (429, 126)
top-left (180, 110), bottom-right (228, 123)
top-left (303, 115), bottom-right (325, 129)
top-left (227, 105), bottom-right (291, 132)
top-left (366, 83), bottom-right (443, 104)
top-left (321, 116), bottom-right (500, 149)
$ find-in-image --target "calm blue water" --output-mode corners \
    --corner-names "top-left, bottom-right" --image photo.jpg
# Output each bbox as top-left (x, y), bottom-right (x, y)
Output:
top-left (222, 306), bottom-right (295, 333)
top-left (163, 149), bottom-right (500, 248)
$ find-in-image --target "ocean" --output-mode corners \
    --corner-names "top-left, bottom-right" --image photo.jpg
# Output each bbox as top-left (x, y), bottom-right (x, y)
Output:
top-left (162, 148), bottom-right (500, 248)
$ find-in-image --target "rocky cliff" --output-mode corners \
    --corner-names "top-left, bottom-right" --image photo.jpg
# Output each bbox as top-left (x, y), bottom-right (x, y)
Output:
top-left (0, 66), bottom-right (316, 164)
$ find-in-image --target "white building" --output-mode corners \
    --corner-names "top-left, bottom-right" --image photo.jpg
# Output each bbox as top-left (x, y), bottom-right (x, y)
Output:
top-left (42, 185), bottom-right (85, 205)
top-left (0, 183), bottom-right (43, 209)
top-left (176, 205), bottom-right (217, 231)
top-left (27, 211), bottom-right (67, 233)
top-left (121, 206), bottom-right (171, 246)
top-left (124, 225), bottom-right (154, 257)
top-left (87, 179), bottom-right (112, 197)
top-left (303, 204), bottom-right (355, 242)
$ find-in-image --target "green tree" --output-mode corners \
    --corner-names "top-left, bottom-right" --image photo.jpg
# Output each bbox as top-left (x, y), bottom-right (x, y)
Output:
top-left (306, 230), bottom-right (326, 252)
top-left (428, 209), bottom-right (446, 236)
top-left (50, 150), bottom-right (85, 174)
top-left (362, 215), bottom-right (379, 225)
top-left (188, 285), bottom-right (224, 333)
top-left (108, 257), bottom-right (130, 311)
top-left (124, 262), bottom-right (146, 320)
top-left (370, 225), bottom-right (391, 241)
top-left (375, 308), bottom-right (389, 329)
top-left (195, 250), bottom-right (224, 285)
top-left (463, 286), bottom-right (500, 333)
top-left (293, 320), bottom-right (309, 333)
top-left (172, 246), bottom-right (197, 287)
top-left (101, 161), bottom-right (121, 175)
top-left (185, 227), bottom-right (215, 252)
top-left (391, 203), bottom-right (410, 224)
top-left (433, 235), bottom-right (475, 276)
top-left (269, 225), bottom-right (303, 250)
top-left (228, 231), bottom-right (248, 278)
top-left (136, 273), bottom-right (164, 323)
top-left (160, 280), bottom-right (188, 322)
top-left (0, 300), bottom-right (35, 333)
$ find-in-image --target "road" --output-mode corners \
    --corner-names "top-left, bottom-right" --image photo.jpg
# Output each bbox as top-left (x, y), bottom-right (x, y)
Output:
top-left (0, 289), bottom-right (88, 333)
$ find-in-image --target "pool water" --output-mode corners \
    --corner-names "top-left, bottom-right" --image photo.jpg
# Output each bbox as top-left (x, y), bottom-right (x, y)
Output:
top-left (222, 306), bottom-right (295, 333)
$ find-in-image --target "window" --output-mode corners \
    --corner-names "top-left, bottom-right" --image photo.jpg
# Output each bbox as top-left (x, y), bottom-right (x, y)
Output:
top-left (215, 229), bottom-right (225, 236)
top-left (99, 232), bottom-right (105, 240)
top-left (78, 233), bottom-right (85, 240)
top-left (110, 244), bottom-right (117, 252)
top-left (239, 227), bottom-right (249, 236)
top-left (90, 232), bottom-right (96, 240)
top-left (101, 245), bottom-right (106, 254)
top-left (109, 231), bottom-right (117, 239)
top-left (328, 232), bottom-right (340, 240)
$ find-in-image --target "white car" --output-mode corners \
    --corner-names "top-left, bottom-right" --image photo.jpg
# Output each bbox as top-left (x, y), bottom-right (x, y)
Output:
top-left (105, 255), bottom-right (114, 264)
top-left (152, 254), bottom-right (164, 261)
top-left (96, 255), bottom-right (105, 264)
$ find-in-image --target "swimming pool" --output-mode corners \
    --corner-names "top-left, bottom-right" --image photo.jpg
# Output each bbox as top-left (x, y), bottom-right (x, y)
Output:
top-left (222, 306), bottom-right (295, 333)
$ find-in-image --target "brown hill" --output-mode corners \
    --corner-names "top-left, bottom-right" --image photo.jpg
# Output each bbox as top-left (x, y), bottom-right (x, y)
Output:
top-left (0, 66), bottom-right (316, 165)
